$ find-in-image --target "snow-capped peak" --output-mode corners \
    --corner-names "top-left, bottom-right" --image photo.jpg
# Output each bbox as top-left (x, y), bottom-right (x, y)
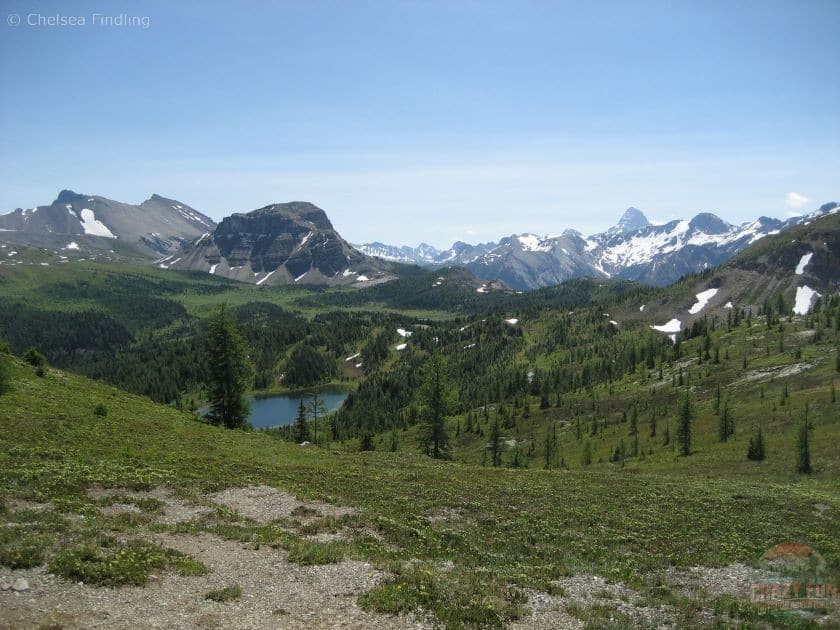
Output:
top-left (610, 207), bottom-right (650, 235)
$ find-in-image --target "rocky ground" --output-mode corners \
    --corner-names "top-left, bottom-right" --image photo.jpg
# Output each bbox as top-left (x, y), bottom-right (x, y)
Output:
top-left (2, 485), bottom-right (836, 629)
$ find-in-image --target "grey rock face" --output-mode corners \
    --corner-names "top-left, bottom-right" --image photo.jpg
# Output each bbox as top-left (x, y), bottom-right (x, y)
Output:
top-left (170, 202), bottom-right (396, 286)
top-left (0, 190), bottom-right (215, 258)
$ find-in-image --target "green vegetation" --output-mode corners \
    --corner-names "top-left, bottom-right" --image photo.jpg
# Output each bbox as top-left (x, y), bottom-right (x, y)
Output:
top-left (205, 305), bottom-right (251, 429)
top-left (418, 353), bottom-right (454, 459)
top-left (205, 585), bottom-right (242, 602)
top-left (1, 245), bottom-right (840, 627)
top-left (50, 540), bottom-right (208, 587)
top-left (747, 424), bottom-right (766, 461)
top-left (1, 352), bottom-right (838, 627)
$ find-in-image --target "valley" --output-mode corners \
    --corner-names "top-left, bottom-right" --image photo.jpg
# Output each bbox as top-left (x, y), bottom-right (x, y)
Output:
top-left (1, 202), bottom-right (839, 628)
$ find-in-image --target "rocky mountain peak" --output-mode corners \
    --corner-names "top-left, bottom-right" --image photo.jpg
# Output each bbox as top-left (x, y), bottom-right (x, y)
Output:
top-left (615, 207), bottom-right (650, 233)
top-left (55, 189), bottom-right (84, 204)
top-left (242, 202), bottom-right (334, 231)
top-left (688, 212), bottom-right (731, 234)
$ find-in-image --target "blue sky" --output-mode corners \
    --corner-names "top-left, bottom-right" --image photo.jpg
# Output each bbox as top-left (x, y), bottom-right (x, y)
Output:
top-left (1, 0), bottom-right (837, 247)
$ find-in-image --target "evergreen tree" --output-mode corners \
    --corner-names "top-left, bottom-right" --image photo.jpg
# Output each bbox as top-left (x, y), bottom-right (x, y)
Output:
top-left (796, 414), bottom-right (812, 474)
top-left (307, 390), bottom-right (327, 445)
top-left (629, 404), bottom-right (638, 436)
top-left (292, 399), bottom-right (310, 443)
top-left (677, 393), bottom-right (693, 456)
top-left (359, 433), bottom-right (374, 451)
top-left (582, 440), bottom-right (592, 466)
top-left (718, 400), bottom-right (734, 442)
top-left (205, 305), bottom-right (252, 429)
top-left (0, 343), bottom-right (10, 396)
top-left (544, 421), bottom-right (557, 469)
top-left (510, 444), bottom-right (523, 468)
top-left (22, 347), bottom-right (46, 368)
top-left (747, 424), bottom-right (766, 461)
top-left (490, 415), bottom-right (502, 467)
top-left (418, 353), bottom-right (454, 459)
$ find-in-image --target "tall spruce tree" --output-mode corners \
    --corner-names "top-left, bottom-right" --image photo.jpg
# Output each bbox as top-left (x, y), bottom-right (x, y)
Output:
top-left (418, 353), bottom-right (454, 459)
top-left (307, 390), bottom-right (327, 445)
top-left (490, 415), bottom-right (502, 467)
top-left (718, 400), bottom-right (734, 442)
top-left (677, 393), bottom-right (693, 456)
top-left (796, 414), bottom-right (813, 474)
top-left (0, 340), bottom-right (10, 395)
top-left (544, 421), bottom-right (557, 469)
top-left (293, 399), bottom-right (310, 443)
top-left (205, 305), bottom-right (252, 429)
top-left (747, 424), bottom-right (766, 461)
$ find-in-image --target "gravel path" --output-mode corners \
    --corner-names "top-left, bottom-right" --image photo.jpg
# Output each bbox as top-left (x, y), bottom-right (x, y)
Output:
top-left (0, 532), bottom-right (430, 629)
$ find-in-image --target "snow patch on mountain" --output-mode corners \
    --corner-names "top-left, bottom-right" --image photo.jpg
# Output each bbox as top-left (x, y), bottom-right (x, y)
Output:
top-left (516, 234), bottom-right (552, 252)
top-left (79, 209), bottom-right (116, 238)
top-left (256, 270), bottom-right (276, 286)
top-left (795, 252), bottom-right (813, 275)
top-left (688, 288), bottom-right (719, 314)
top-left (793, 286), bottom-right (819, 315)
top-left (651, 319), bottom-right (682, 333)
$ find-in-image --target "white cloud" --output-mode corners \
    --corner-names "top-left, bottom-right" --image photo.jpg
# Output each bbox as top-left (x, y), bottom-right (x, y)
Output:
top-left (785, 192), bottom-right (809, 209)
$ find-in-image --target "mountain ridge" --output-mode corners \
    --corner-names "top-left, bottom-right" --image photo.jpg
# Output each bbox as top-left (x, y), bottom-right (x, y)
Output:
top-left (0, 190), bottom-right (216, 259)
top-left (166, 201), bottom-right (399, 287)
top-left (357, 202), bottom-right (838, 289)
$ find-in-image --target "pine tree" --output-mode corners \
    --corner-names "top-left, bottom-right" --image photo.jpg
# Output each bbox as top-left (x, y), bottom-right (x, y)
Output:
top-left (205, 305), bottom-right (252, 429)
top-left (293, 399), bottom-right (310, 443)
top-left (629, 404), bottom-right (638, 436)
top-left (582, 440), bottom-right (592, 466)
top-left (0, 339), bottom-right (10, 395)
top-left (490, 415), bottom-right (502, 467)
top-left (677, 393), bottom-right (693, 456)
top-left (418, 353), bottom-right (454, 459)
top-left (0, 352), bottom-right (10, 396)
top-left (747, 424), bottom-right (766, 461)
top-left (796, 414), bottom-right (812, 474)
top-left (307, 391), bottom-right (327, 445)
top-left (544, 421), bottom-right (556, 470)
top-left (718, 400), bottom-right (734, 442)
top-left (510, 444), bottom-right (523, 468)
top-left (22, 347), bottom-right (46, 368)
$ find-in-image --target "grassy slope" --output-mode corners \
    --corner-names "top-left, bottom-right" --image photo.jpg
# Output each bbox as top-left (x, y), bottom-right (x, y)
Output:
top-left (423, 311), bottom-right (840, 485)
top-left (0, 255), bottom-right (457, 321)
top-left (2, 358), bottom-right (839, 627)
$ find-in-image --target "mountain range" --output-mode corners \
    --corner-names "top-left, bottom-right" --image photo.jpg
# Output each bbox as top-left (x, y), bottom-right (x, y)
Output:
top-left (356, 203), bottom-right (839, 290)
top-left (2, 190), bottom-right (837, 290)
top-left (0, 190), bottom-right (215, 259)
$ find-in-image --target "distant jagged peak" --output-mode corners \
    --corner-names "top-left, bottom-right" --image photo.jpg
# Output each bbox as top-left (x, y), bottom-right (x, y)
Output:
top-left (614, 207), bottom-right (650, 233)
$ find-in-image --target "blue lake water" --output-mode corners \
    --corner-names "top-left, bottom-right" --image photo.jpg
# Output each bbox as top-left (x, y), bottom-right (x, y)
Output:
top-left (247, 387), bottom-right (349, 429)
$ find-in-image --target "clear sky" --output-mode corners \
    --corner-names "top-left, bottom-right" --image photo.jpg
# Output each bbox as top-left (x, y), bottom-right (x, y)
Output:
top-left (1, 0), bottom-right (838, 248)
